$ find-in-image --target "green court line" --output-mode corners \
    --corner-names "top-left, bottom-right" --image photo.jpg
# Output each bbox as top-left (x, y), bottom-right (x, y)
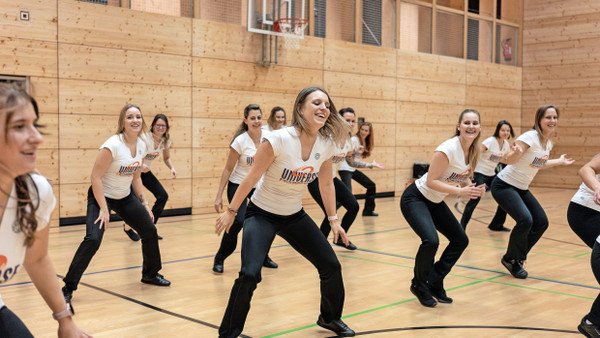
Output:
top-left (574, 252), bottom-right (591, 258)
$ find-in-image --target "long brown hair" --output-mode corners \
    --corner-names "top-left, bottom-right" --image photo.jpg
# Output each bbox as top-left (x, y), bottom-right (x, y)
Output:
top-left (291, 87), bottom-right (346, 144)
top-left (267, 106), bottom-right (286, 130)
top-left (455, 109), bottom-right (482, 179)
top-left (231, 104), bottom-right (262, 145)
top-left (150, 113), bottom-right (171, 145)
top-left (356, 121), bottom-right (374, 158)
top-left (0, 83), bottom-right (40, 246)
top-left (533, 104), bottom-right (559, 148)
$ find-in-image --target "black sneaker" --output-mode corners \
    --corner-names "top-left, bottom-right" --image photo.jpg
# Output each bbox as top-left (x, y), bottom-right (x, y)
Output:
top-left (501, 257), bottom-right (528, 279)
top-left (141, 274), bottom-right (171, 286)
top-left (62, 286), bottom-right (75, 314)
top-left (213, 259), bottom-right (224, 273)
top-left (316, 315), bottom-right (355, 337)
top-left (429, 287), bottom-right (453, 304)
top-left (579, 316), bottom-right (600, 338)
top-left (333, 239), bottom-right (358, 250)
top-left (488, 225), bottom-right (511, 232)
top-left (123, 224), bottom-right (140, 241)
top-left (263, 256), bottom-right (278, 269)
top-left (410, 282), bottom-right (437, 307)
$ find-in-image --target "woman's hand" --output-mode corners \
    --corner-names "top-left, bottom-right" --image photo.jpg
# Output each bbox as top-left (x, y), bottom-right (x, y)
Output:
top-left (511, 142), bottom-right (524, 154)
top-left (58, 317), bottom-right (93, 338)
top-left (371, 160), bottom-right (384, 169)
top-left (95, 208), bottom-right (110, 229)
top-left (559, 154), bottom-right (575, 166)
top-left (330, 220), bottom-right (349, 246)
top-left (214, 196), bottom-right (223, 213)
top-left (459, 183), bottom-right (486, 199)
top-left (170, 167), bottom-right (177, 178)
top-left (215, 211), bottom-right (235, 235)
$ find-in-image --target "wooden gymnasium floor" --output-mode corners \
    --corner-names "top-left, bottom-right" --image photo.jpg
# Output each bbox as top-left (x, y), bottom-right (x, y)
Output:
top-left (2, 187), bottom-right (592, 337)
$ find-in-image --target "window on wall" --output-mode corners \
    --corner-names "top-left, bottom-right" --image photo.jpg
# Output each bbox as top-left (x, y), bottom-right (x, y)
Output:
top-left (467, 18), bottom-right (492, 62)
top-left (435, 10), bottom-right (463, 58)
top-left (78, 0), bottom-right (117, 5)
top-left (314, 0), bottom-right (326, 38)
top-left (198, 0), bottom-right (241, 22)
top-left (325, 0), bottom-right (355, 42)
top-left (129, 0), bottom-right (193, 17)
top-left (495, 23), bottom-right (518, 66)
top-left (362, 0), bottom-right (382, 46)
top-left (399, 2), bottom-right (431, 53)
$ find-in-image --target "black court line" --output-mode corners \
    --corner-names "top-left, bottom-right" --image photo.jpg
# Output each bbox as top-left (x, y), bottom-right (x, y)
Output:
top-left (56, 274), bottom-right (252, 338)
top-left (329, 325), bottom-right (579, 337)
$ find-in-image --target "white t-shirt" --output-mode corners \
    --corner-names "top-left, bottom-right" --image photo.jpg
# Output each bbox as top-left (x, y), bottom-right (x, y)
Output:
top-left (261, 125), bottom-right (274, 132)
top-left (251, 126), bottom-right (335, 215)
top-left (0, 174), bottom-right (56, 308)
top-left (331, 139), bottom-right (354, 171)
top-left (415, 136), bottom-right (471, 203)
top-left (229, 132), bottom-right (261, 184)
top-left (497, 130), bottom-right (551, 190)
top-left (100, 134), bottom-right (147, 199)
top-left (338, 136), bottom-right (360, 172)
top-left (475, 136), bottom-right (509, 176)
top-left (571, 174), bottom-right (600, 213)
top-left (143, 133), bottom-right (171, 168)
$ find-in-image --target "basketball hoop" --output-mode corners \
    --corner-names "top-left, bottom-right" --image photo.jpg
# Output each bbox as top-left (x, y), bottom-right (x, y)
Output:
top-left (274, 17), bottom-right (308, 50)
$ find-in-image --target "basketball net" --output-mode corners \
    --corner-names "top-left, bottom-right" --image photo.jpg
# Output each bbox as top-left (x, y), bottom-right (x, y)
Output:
top-left (274, 18), bottom-right (308, 50)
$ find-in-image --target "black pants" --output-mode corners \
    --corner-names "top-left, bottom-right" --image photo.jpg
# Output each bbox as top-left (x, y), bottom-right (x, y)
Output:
top-left (491, 177), bottom-right (548, 261)
top-left (214, 182), bottom-right (254, 262)
top-left (567, 201), bottom-right (600, 325)
top-left (400, 183), bottom-right (469, 290)
top-left (0, 306), bottom-right (33, 338)
top-left (307, 177), bottom-right (359, 238)
top-left (63, 187), bottom-right (162, 290)
top-left (218, 202), bottom-right (345, 338)
top-left (141, 171), bottom-right (168, 224)
top-left (339, 169), bottom-right (376, 214)
top-left (460, 172), bottom-right (507, 229)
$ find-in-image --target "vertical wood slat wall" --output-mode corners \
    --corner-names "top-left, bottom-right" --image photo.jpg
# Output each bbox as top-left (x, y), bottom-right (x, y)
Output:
top-left (522, 0), bottom-right (600, 188)
top-left (1, 0), bottom-right (522, 224)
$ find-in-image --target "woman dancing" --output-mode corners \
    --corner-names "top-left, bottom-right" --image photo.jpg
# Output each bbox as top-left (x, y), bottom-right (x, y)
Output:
top-left (262, 106), bottom-right (286, 131)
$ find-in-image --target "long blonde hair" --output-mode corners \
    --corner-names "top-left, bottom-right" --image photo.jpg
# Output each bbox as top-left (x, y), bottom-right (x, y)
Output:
top-left (455, 109), bottom-right (482, 179)
top-left (291, 87), bottom-right (346, 144)
top-left (116, 103), bottom-right (149, 143)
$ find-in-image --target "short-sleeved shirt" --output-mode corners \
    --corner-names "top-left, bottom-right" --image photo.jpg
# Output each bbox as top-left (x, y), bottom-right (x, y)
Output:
top-left (331, 139), bottom-right (354, 171)
top-left (415, 136), bottom-right (471, 203)
top-left (497, 130), bottom-right (551, 190)
top-left (100, 134), bottom-right (147, 199)
top-left (143, 133), bottom-right (171, 168)
top-left (251, 126), bottom-right (335, 215)
top-left (338, 136), bottom-right (360, 172)
top-left (0, 174), bottom-right (56, 308)
top-left (571, 174), bottom-right (600, 213)
top-left (475, 136), bottom-right (510, 176)
top-left (229, 132), bottom-right (261, 184)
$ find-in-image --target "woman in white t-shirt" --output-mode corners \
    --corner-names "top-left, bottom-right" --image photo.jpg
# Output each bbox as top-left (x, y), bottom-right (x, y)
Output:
top-left (122, 114), bottom-right (176, 241)
top-left (62, 104), bottom-right (171, 310)
top-left (0, 84), bottom-right (89, 337)
top-left (460, 120), bottom-right (514, 231)
top-left (492, 105), bottom-right (574, 279)
top-left (567, 155), bottom-right (600, 336)
top-left (400, 109), bottom-right (486, 308)
top-left (213, 104), bottom-right (277, 273)
top-left (262, 106), bottom-right (286, 132)
top-left (215, 87), bottom-right (354, 338)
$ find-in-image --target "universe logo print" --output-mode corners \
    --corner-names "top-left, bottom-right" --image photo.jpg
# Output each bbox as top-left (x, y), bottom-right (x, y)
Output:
top-left (445, 169), bottom-right (471, 184)
top-left (145, 152), bottom-right (160, 161)
top-left (488, 153), bottom-right (504, 163)
top-left (530, 155), bottom-right (548, 168)
top-left (117, 161), bottom-right (142, 176)
top-left (280, 166), bottom-right (319, 184)
top-left (331, 152), bottom-right (346, 163)
top-left (246, 156), bottom-right (255, 165)
top-left (0, 255), bottom-right (21, 284)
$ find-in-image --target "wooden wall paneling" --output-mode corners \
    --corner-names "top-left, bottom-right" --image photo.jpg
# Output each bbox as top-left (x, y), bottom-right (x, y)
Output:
top-left (395, 145), bottom-right (434, 168)
top-left (397, 78), bottom-right (466, 105)
top-left (59, 80), bottom-right (192, 117)
top-left (522, 38), bottom-right (600, 67)
top-left (192, 88), bottom-right (297, 119)
top-left (548, 108), bottom-right (600, 127)
top-left (465, 86), bottom-right (521, 108)
top-left (192, 177), bottom-right (221, 214)
top-left (59, 114), bottom-right (117, 149)
top-left (162, 116), bottom-right (193, 147)
top-left (523, 0), bottom-right (600, 20)
top-left (324, 71), bottom-right (396, 100)
top-left (37, 149), bottom-right (59, 184)
top-left (552, 126), bottom-right (600, 147)
top-left (371, 123), bottom-right (396, 147)
top-left (192, 20), bottom-right (262, 62)
top-left (523, 12), bottom-right (600, 44)
top-left (397, 51), bottom-right (466, 83)
top-left (59, 183), bottom-right (89, 218)
top-left (271, 35), bottom-right (325, 70)
top-left (58, 0), bottom-right (192, 55)
top-left (522, 63), bottom-right (600, 90)
top-left (39, 113), bottom-right (58, 150)
top-left (352, 168), bottom-right (396, 192)
top-left (397, 102), bottom-right (466, 125)
top-left (466, 106), bottom-right (521, 129)
top-left (146, 148), bottom-right (193, 179)
top-left (59, 149), bottom-right (100, 184)
top-left (522, 87), bottom-right (600, 112)
top-left (323, 40), bottom-right (396, 76)
top-left (466, 60), bottom-right (522, 90)
top-left (192, 147), bottom-right (229, 178)
top-left (368, 146), bottom-right (396, 171)
top-left (193, 117), bottom-right (245, 147)
top-left (0, 0), bottom-right (57, 41)
top-left (394, 168), bottom-right (414, 193)
top-left (30, 77), bottom-right (58, 114)
top-left (396, 123), bottom-right (455, 147)
top-left (0, 38), bottom-right (58, 77)
top-left (58, 44), bottom-right (192, 86)
top-left (152, 178), bottom-right (192, 210)
top-left (333, 98), bottom-right (396, 124)
top-left (192, 58), bottom-right (323, 94)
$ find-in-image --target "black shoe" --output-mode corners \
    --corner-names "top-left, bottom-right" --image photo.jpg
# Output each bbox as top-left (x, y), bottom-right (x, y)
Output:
top-left (333, 239), bottom-right (357, 250)
top-left (263, 256), bottom-right (278, 269)
top-left (488, 225), bottom-right (511, 232)
top-left (157, 234), bottom-right (163, 240)
top-left (213, 259), bottom-right (224, 273)
top-left (61, 286), bottom-right (75, 314)
top-left (362, 211), bottom-right (379, 217)
top-left (579, 316), bottom-right (600, 338)
top-left (410, 282), bottom-right (437, 307)
top-left (316, 315), bottom-right (355, 337)
top-left (123, 224), bottom-right (140, 241)
top-left (501, 257), bottom-right (528, 279)
top-left (141, 274), bottom-right (171, 286)
top-left (429, 287), bottom-right (453, 304)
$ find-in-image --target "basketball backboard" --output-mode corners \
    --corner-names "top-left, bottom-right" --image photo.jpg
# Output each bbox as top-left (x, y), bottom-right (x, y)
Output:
top-left (247, 0), bottom-right (307, 38)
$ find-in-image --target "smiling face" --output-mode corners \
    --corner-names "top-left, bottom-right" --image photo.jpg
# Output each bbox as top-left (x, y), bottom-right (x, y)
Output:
top-left (0, 100), bottom-right (43, 178)
top-left (123, 107), bottom-right (143, 136)
top-left (298, 90), bottom-right (331, 132)
top-left (498, 124), bottom-right (511, 140)
top-left (152, 117), bottom-right (168, 137)
top-left (342, 112), bottom-right (356, 133)
top-left (540, 107), bottom-right (558, 136)
top-left (244, 109), bottom-right (263, 131)
top-left (359, 124), bottom-right (370, 140)
top-left (274, 110), bottom-right (286, 129)
top-left (457, 112), bottom-right (481, 141)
